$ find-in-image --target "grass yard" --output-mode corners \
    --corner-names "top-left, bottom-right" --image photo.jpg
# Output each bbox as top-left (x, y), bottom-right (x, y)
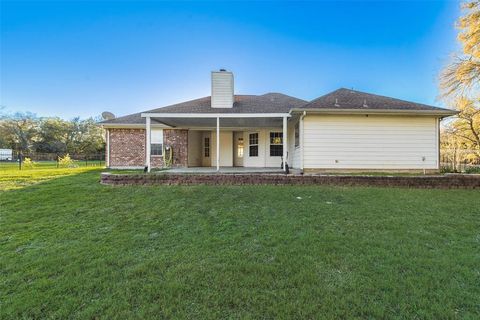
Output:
top-left (1, 168), bottom-right (479, 319)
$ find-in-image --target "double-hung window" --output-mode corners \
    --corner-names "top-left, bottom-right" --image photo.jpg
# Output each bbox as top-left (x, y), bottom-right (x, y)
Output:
top-left (269, 132), bottom-right (283, 157)
top-left (249, 133), bottom-right (259, 157)
top-left (151, 129), bottom-right (163, 156)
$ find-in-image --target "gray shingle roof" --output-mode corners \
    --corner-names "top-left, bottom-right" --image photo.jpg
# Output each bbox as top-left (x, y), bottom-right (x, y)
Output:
top-left (101, 93), bottom-right (307, 124)
top-left (101, 89), bottom-right (455, 125)
top-left (146, 93), bottom-right (307, 114)
top-left (300, 88), bottom-right (449, 111)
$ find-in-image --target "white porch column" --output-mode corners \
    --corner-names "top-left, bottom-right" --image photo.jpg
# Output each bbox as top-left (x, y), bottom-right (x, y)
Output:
top-left (216, 117), bottom-right (220, 171)
top-left (300, 112), bottom-right (305, 171)
top-left (146, 116), bottom-right (151, 172)
top-left (283, 116), bottom-right (287, 171)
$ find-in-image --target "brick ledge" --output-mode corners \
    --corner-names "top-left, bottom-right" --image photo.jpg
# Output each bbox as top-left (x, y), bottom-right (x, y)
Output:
top-left (100, 172), bottom-right (480, 189)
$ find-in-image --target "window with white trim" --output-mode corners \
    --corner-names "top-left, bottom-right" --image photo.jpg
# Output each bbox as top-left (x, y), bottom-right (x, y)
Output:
top-left (249, 133), bottom-right (258, 157)
top-left (151, 129), bottom-right (163, 156)
top-left (270, 132), bottom-right (283, 157)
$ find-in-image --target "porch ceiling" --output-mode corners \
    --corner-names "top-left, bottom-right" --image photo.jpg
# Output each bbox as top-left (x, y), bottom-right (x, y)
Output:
top-left (154, 117), bottom-right (284, 128)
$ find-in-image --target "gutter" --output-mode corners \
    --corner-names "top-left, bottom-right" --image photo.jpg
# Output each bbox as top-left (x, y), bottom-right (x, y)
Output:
top-left (289, 108), bottom-right (458, 118)
top-left (99, 123), bottom-right (173, 129)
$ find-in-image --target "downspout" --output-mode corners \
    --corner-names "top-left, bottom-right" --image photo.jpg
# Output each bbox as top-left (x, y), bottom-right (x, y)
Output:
top-left (437, 117), bottom-right (440, 172)
top-left (106, 129), bottom-right (110, 168)
top-left (300, 111), bottom-right (306, 173)
top-left (146, 116), bottom-right (151, 172)
top-left (216, 117), bottom-right (220, 171)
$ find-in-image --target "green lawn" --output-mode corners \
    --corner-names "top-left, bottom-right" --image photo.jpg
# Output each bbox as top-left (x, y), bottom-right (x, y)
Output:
top-left (1, 168), bottom-right (479, 319)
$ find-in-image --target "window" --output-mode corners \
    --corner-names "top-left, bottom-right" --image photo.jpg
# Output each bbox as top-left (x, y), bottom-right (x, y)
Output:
top-left (249, 133), bottom-right (258, 157)
top-left (237, 138), bottom-right (244, 158)
top-left (270, 132), bottom-right (283, 157)
top-left (151, 129), bottom-right (163, 156)
top-left (204, 137), bottom-right (210, 157)
top-left (151, 144), bottom-right (163, 156)
top-left (294, 122), bottom-right (300, 147)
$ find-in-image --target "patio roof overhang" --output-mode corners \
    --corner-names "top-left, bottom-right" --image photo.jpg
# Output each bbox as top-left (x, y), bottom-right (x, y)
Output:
top-left (141, 112), bottom-right (291, 173)
top-left (140, 112), bottom-right (291, 128)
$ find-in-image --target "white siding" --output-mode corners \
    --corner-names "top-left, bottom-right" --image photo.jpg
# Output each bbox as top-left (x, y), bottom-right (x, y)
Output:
top-left (303, 115), bottom-right (439, 170)
top-left (211, 71), bottom-right (234, 108)
top-left (211, 131), bottom-right (233, 166)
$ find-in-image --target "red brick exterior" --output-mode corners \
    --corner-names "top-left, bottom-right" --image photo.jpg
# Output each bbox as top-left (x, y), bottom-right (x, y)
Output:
top-left (108, 128), bottom-right (188, 168)
top-left (164, 129), bottom-right (188, 168)
top-left (109, 129), bottom-right (146, 167)
top-left (151, 156), bottom-right (164, 168)
top-left (101, 172), bottom-right (480, 189)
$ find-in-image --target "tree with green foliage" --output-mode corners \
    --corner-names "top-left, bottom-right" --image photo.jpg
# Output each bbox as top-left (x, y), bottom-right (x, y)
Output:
top-left (0, 113), bottom-right (105, 155)
top-left (34, 117), bottom-right (70, 153)
top-left (0, 112), bottom-right (39, 152)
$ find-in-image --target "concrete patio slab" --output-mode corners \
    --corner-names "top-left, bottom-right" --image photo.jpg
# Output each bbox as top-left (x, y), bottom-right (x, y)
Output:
top-left (163, 167), bottom-right (287, 174)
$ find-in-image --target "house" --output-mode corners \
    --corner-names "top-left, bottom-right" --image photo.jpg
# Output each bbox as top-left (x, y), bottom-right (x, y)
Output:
top-left (101, 70), bottom-right (456, 173)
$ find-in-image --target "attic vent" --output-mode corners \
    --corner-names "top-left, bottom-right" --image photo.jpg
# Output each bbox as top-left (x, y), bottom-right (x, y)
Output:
top-left (334, 98), bottom-right (340, 107)
top-left (363, 99), bottom-right (368, 108)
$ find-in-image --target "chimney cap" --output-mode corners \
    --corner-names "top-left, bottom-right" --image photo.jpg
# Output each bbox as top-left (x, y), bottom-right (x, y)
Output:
top-left (219, 68), bottom-right (227, 72)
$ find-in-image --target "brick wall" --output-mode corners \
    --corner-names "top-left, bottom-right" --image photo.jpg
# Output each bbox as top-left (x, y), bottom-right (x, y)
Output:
top-left (109, 128), bottom-right (146, 167)
top-left (108, 128), bottom-right (188, 168)
top-left (101, 172), bottom-right (480, 189)
top-left (164, 129), bottom-right (188, 168)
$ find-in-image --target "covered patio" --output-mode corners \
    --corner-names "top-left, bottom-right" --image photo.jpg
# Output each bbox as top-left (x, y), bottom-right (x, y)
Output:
top-left (141, 112), bottom-right (292, 172)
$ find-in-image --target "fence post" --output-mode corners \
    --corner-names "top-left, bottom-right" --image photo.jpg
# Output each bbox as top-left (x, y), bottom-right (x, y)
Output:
top-left (56, 154), bottom-right (59, 168)
top-left (19, 153), bottom-right (22, 170)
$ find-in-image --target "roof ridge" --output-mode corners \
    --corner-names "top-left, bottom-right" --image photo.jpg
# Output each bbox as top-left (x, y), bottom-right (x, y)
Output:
top-left (306, 88), bottom-right (344, 105)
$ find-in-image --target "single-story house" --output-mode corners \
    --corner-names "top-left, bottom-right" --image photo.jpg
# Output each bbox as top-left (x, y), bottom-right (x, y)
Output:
top-left (101, 70), bottom-right (456, 173)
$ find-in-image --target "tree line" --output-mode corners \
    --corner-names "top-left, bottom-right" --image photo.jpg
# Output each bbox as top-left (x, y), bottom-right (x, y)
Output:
top-left (0, 111), bottom-right (105, 156)
top-left (440, 1), bottom-right (480, 163)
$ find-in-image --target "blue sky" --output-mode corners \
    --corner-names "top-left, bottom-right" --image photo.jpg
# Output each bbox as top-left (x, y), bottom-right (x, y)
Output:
top-left (0, 1), bottom-right (460, 119)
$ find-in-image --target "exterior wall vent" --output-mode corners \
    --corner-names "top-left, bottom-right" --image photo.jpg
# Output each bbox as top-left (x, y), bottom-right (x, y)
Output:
top-left (211, 70), bottom-right (234, 108)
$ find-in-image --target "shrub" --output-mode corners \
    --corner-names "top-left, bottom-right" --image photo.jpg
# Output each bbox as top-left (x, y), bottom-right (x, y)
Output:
top-left (22, 157), bottom-right (35, 169)
top-left (58, 154), bottom-right (77, 168)
top-left (465, 166), bottom-right (480, 174)
top-left (440, 166), bottom-right (456, 174)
